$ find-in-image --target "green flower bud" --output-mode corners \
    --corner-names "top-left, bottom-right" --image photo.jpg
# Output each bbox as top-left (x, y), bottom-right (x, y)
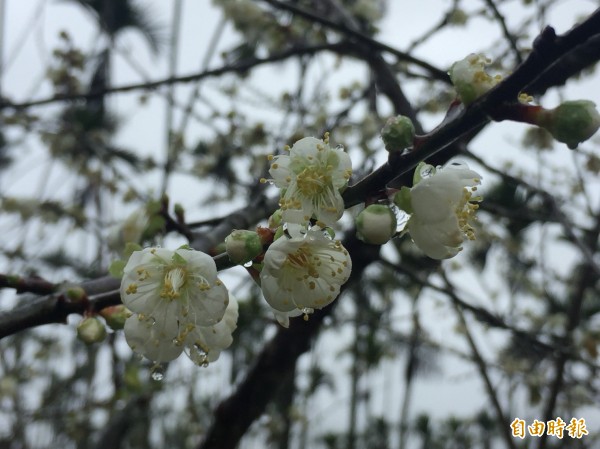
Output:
top-left (381, 115), bottom-right (415, 152)
top-left (537, 100), bottom-right (600, 149)
top-left (65, 286), bottom-right (87, 303)
top-left (99, 305), bottom-right (132, 330)
top-left (273, 226), bottom-right (285, 241)
top-left (77, 317), bottom-right (107, 345)
top-left (393, 186), bottom-right (413, 213)
top-left (356, 204), bottom-right (397, 245)
top-left (268, 209), bottom-right (283, 228)
top-left (225, 230), bottom-right (263, 264)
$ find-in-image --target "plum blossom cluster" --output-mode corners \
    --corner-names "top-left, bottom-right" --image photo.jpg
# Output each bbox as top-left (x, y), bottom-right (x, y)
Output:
top-left (112, 129), bottom-right (485, 368)
top-left (119, 247), bottom-right (237, 365)
top-left (260, 135), bottom-right (353, 323)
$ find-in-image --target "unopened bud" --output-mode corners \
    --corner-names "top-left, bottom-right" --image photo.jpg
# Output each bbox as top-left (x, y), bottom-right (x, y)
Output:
top-left (268, 209), bottom-right (283, 228)
top-left (225, 230), bottom-right (263, 264)
top-left (381, 116), bottom-right (415, 152)
top-left (77, 317), bottom-right (107, 345)
top-left (356, 204), bottom-right (397, 245)
top-left (536, 100), bottom-right (600, 149)
top-left (65, 286), bottom-right (87, 303)
top-left (449, 54), bottom-right (501, 105)
top-left (99, 305), bottom-right (132, 330)
top-left (393, 186), bottom-right (413, 213)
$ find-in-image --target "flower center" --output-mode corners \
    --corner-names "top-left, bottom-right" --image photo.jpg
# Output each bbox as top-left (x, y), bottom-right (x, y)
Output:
top-left (456, 187), bottom-right (480, 240)
top-left (283, 245), bottom-right (320, 278)
top-left (160, 267), bottom-right (187, 300)
top-left (296, 166), bottom-right (331, 197)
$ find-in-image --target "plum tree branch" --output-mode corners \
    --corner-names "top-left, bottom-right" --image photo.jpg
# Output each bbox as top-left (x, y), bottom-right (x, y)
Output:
top-left (0, 195), bottom-right (279, 340)
top-left (342, 7), bottom-right (600, 207)
top-left (195, 11), bottom-right (600, 449)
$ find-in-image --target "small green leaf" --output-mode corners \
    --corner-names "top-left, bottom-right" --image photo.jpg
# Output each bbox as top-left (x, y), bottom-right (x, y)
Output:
top-left (123, 242), bottom-right (143, 259)
top-left (109, 259), bottom-right (126, 278)
top-left (172, 251), bottom-right (187, 265)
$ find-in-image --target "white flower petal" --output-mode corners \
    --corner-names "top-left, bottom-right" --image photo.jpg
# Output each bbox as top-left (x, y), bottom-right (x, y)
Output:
top-left (185, 297), bottom-right (239, 364)
top-left (124, 315), bottom-right (183, 363)
top-left (185, 281), bottom-right (229, 326)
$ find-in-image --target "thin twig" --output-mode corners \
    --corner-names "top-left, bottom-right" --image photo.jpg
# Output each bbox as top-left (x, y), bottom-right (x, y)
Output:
top-left (259, 0), bottom-right (450, 82)
top-left (0, 273), bottom-right (58, 295)
top-left (446, 274), bottom-right (517, 449)
top-left (0, 42), bottom-right (346, 110)
top-left (483, 0), bottom-right (523, 63)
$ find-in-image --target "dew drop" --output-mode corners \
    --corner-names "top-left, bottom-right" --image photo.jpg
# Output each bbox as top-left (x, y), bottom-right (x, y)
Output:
top-left (335, 144), bottom-right (344, 151)
top-left (188, 345), bottom-right (209, 367)
top-left (395, 210), bottom-right (410, 233)
top-left (150, 364), bottom-right (165, 381)
top-left (419, 165), bottom-right (434, 179)
top-left (301, 307), bottom-right (314, 321)
top-left (243, 261), bottom-right (253, 268)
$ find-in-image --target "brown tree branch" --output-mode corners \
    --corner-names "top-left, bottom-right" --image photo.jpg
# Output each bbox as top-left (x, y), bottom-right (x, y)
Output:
top-left (0, 195), bottom-right (279, 340)
top-left (342, 7), bottom-right (600, 207)
top-left (0, 274), bottom-right (58, 295)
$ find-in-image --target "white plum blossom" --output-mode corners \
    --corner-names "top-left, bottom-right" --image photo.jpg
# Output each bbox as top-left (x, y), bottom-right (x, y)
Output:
top-left (406, 162), bottom-right (482, 259)
top-left (120, 247), bottom-right (231, 364)
top-left (264, 135), bottom-right (352, 226)
top-left (260, 225), bottom-right (352, 318)
top-left (449, 54), bottom-right (502, 105)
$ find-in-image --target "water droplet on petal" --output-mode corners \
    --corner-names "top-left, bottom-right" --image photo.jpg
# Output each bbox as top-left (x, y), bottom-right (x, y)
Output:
top-left (150, 364), bottom-right (165, 381)
top-left (335, 144), bottom-right (344, 151)
top-left (188, 345), bottom-right (209, 367)
top-left (301, 307), bottom-right (314, 320)
top-left (243, 261), bottom-right (253, 268)
top-left (395, 210), bottom-right (410, 232)
top-left (420, 165), bottom-right (434, 179)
